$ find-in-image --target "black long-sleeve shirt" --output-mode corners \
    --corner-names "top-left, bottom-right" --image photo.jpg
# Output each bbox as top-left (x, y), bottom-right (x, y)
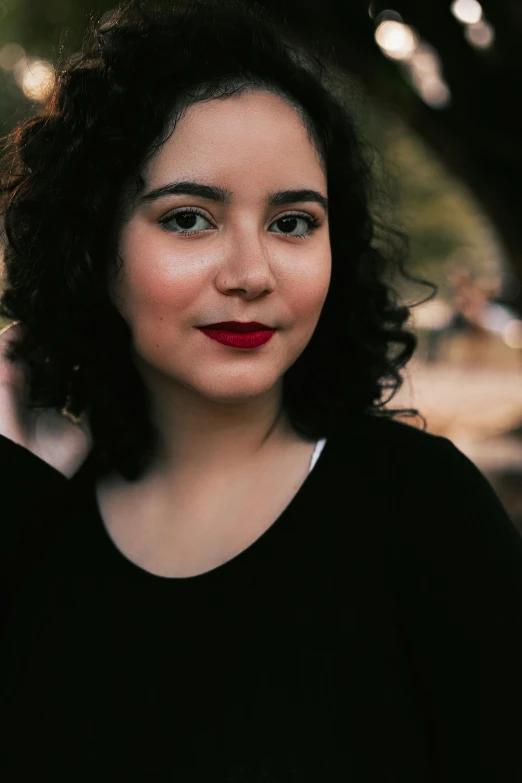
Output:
top-left (1, 411), bottom-right (522, 782)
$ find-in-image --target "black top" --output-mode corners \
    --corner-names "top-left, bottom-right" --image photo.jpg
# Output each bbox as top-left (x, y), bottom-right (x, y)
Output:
top-left (1, 412), bottom-right (522, 782)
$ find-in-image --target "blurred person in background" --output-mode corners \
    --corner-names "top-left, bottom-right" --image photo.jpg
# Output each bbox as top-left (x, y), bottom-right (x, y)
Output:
top-left (433, 266), bottom-right (520, 366)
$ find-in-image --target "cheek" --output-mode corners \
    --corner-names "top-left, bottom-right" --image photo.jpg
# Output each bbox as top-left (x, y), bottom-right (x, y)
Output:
top-left (114, 255), bottom-right (202, 371)
top-left (130, 268), bottom-right (198, 317)
top-left (287, 254), bottom-right (331, 320)
top-left (115, 234), bottom-right (204, 323)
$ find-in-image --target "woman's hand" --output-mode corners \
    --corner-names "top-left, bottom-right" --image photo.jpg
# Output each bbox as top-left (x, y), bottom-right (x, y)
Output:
top-left (0, 322), bottom-right (92, 479)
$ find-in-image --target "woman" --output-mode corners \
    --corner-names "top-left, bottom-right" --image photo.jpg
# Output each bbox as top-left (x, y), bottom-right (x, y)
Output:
top-left (0, 0), bottom-right (521, 780)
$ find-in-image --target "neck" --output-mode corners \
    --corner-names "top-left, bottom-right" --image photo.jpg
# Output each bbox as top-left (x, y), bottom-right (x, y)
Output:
top-left (135, 378), bottom-right (293, 483)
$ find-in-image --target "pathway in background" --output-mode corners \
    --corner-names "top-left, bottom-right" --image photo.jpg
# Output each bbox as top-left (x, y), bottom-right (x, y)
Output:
top-left (391, 355), bottom-right (522, 535)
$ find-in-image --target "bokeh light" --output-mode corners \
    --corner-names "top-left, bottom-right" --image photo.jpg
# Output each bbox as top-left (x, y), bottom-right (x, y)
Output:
top-left (375, 20), bottom-right (418, 61)
top-left (465, 20), bottom-right (495, 49)
top-left (451, 0), bottom-right (483, 25)
top-left (12, 57), bottom-right (55, 102)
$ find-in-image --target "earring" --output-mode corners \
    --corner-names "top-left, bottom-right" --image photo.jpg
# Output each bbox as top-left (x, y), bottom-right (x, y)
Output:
top-left (60, 394), bottom-right (84, 425)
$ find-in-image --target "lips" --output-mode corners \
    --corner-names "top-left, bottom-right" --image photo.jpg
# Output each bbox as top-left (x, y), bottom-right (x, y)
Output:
top-left (197, 327), bottom-right (276, 349)
top-left (199, 321), bottom-right (272, 333)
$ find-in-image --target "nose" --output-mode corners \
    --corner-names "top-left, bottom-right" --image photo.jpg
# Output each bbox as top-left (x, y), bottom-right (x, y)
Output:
top-left (214, 234), bottom-right (277, 299)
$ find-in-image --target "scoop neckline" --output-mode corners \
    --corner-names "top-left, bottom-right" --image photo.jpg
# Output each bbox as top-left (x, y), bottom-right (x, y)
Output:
top-left (87, 435), bottom-right (331, 586)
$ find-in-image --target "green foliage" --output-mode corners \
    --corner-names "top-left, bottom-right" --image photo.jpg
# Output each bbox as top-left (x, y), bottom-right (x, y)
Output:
top-left (365, 103), bottom-right (505, 298)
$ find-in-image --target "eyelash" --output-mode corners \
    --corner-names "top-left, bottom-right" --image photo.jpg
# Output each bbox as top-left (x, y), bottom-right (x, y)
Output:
top-left (158, 206), bottom-right (321, 240)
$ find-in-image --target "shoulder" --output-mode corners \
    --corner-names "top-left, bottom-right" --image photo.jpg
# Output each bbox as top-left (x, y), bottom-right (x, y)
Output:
top-left (330, 410), bottom-right (512, 519)
top-left (344, 413), bottom-right (489, 491)
top-left (344, 411), bottom-right (433, 442)
top-left (332, 410), bottom-right (450, 463)
top-left (336, 412), bottom-right (522, 580)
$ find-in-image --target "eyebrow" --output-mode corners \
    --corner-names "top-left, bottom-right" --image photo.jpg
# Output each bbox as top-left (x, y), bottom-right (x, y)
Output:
top-left (139, 180), bottom-right (328, 214)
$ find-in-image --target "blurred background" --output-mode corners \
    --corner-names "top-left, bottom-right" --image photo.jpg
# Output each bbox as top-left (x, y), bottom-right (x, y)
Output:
top-left (1, 0), bottom-right (522, 532)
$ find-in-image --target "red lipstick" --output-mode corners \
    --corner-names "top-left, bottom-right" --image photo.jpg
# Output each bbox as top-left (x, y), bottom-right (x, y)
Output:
top-left (196, 320), bottom-right (277, 349)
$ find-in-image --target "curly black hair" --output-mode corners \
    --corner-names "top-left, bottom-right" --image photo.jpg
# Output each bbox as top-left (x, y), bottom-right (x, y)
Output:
top-left (0, 0), bottom-right (435, 482)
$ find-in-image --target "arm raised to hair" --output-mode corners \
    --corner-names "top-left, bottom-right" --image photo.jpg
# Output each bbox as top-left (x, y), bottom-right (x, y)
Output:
top-left (0, 322), bottom-right (91, 586)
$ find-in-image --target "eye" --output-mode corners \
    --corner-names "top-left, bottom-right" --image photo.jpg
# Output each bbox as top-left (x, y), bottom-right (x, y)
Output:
top-left (268, 213), bottom-right (320, 239)
top-left (159, 207), bottom-right (212, 234)
top-left (158, 207), bottom-right (321, 239)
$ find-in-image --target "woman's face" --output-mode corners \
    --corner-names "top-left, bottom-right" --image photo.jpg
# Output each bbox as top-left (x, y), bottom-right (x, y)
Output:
top-left (112, 89), bottom-right (331, 406)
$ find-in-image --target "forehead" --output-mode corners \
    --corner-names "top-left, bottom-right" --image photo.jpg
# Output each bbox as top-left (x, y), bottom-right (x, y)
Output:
top-left (145, 90), bottom-right (325, 185)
